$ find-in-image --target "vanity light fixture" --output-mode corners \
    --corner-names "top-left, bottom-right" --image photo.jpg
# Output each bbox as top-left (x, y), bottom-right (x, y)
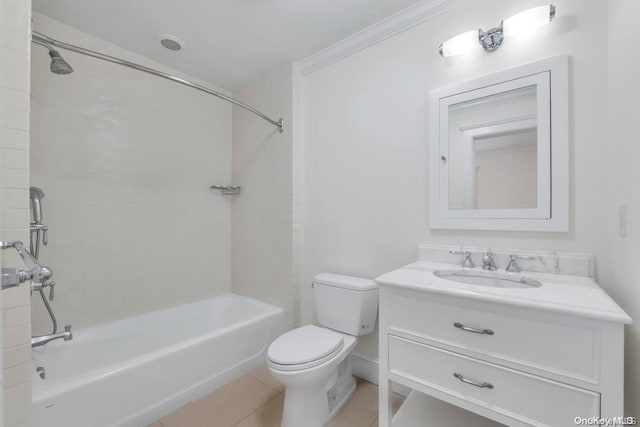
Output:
top-left (439, 4), bottom-right (556, 57)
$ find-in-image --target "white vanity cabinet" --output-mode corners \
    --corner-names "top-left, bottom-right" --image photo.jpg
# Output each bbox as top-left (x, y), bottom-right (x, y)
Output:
top-left (377, 260), bottom-right (631, 427)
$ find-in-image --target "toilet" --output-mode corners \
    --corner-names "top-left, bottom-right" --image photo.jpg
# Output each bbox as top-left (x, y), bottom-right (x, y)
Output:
top-left (268, 273), bottom-right (379, 427)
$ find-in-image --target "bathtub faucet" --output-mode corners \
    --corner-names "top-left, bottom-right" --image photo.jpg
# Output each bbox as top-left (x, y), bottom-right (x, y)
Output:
top-left (31, 325), bottom-right (72, 347)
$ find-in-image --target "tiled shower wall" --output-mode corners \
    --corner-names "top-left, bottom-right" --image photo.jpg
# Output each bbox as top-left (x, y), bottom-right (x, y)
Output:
top-left (30, 14), bottom-right (233, 333)
top-left (231, 63), bottom-right (301, 329)
top-left (1, 0), bottom-right (33, 426)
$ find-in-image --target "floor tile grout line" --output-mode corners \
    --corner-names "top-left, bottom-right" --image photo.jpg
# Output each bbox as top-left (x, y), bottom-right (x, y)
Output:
top-left (248, 373), bottom-right (283, 393)
top-left (230, 392), bottom-right (282, 426)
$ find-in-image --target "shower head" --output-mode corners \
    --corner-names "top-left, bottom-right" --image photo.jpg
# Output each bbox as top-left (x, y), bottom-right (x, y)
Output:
top-left (30, 187), bottom-right (45, 224)
top-left (49, 50), bottom-right (73, 75)
top-left (32, 33), bottom-right (74, 75)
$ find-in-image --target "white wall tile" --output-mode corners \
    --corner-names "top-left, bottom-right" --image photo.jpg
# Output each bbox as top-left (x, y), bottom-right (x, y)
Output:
top-left (3, 401), bottom-right (31, 426)
top-left (0, 190), bottom-right (28, 209)
top-left (3, 383), bottom-right (30, 407)
top-left (0, 108), bottom-right (29, 130)
top-left (0, 148), bottom-right (28, 170)
top-left (231, 63), bottom-right (299, 329)
top-left (0, 88), bottom-right (29, 112)
top-left (2, 363), bottom-right (30, 389)
top-left (0, 168), bottom-right (28, 189)
top-left (0, 127), bottom-right (29, 150)
top-left (2, 325), bottom-right (29, 348)
top-left (0, 1), bottom-right (31, 424)
top-left (0, 0), bottom-right (31, 32)
top-left (29, 13), bottom-right (233, 333)
top-left (1, 306), bottom-right (29, 329)
top-left (0, 49), bottom-right (30, 92)
top-left (0, 27), bottom-right (29, 54)
top-left (1, 288), bottom-right (28, 310)
top-left (0, 209), bottom-right (29, 230)
top-left (2, 345), bottom-right (29, 369)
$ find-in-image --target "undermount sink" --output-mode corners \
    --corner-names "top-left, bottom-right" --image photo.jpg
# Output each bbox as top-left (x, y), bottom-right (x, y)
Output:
top-left (433, 269), bottom-right (542, 289)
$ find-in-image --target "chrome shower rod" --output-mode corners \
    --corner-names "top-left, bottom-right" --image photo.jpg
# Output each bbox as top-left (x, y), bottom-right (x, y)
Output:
top-left (31, 31), bottom-right (284, 133)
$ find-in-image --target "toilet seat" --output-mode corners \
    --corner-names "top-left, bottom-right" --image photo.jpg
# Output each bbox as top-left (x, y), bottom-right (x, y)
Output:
top-left (268, 325), bottom-right (344, 371)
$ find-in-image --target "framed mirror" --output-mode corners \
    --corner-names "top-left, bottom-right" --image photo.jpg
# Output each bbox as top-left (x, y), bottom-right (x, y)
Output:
top-left (429, 55), bottom-right (569, 231)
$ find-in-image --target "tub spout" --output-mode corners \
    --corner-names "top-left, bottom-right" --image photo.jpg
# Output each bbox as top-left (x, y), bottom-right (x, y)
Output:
top-left (32, 325), bottom-right (72, 347)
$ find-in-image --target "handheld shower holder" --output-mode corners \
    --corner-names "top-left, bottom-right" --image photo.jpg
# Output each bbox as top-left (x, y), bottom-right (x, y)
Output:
top-left (210, 185), bottom-right (242, 196)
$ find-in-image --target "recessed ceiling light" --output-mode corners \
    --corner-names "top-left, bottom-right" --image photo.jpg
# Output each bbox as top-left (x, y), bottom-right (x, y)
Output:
top-left (159, 34), bottom-right (185, 51)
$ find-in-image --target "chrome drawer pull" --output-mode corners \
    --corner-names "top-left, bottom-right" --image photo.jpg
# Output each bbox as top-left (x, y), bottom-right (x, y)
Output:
top-left (453, 322), bottom-right (494, 335)
top-left (453, 372), bottom-right (494, 389)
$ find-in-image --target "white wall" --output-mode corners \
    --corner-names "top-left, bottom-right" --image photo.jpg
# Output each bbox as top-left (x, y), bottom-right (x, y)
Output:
top-left (600, 0), bottom-right (640, 416)
top-left (300, 0), bottom-right (609, 368)
top-left (1, 0), bottom-right (33, 425)
top-left (231, 63), bottom-right (301, 329)
top-left (30, 13), bottom-right (233, 333)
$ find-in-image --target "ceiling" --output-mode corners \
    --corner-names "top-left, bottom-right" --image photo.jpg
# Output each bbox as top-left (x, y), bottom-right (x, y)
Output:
top-left (33, 0), bottom-right (425, 91)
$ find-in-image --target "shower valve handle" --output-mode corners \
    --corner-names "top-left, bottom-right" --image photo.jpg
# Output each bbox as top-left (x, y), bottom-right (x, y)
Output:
top-left (48, 281), bottom-right (56, 301)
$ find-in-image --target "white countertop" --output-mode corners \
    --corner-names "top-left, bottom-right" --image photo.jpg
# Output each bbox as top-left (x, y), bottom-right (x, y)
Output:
top-left (375, 261), bottom-right (632, 324)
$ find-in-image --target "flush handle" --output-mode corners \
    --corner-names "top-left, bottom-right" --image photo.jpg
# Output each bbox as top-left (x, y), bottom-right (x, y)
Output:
top-left (453, 372), bottom-right (493, 389)
top-left (453, 322), bottom-right (494, 335)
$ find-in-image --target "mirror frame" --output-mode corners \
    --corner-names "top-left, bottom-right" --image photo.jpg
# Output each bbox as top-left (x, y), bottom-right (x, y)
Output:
top-left (429, 55), bottom-right (569, 231)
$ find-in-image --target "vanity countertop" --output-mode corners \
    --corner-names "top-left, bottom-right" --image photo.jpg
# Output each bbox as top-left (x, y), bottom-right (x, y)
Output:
top-left (375, 261), bottom-right (632, 324)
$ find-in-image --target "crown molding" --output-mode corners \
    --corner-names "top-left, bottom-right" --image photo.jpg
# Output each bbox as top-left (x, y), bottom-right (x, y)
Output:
top-left (296, 0), bottom-right (457, 76)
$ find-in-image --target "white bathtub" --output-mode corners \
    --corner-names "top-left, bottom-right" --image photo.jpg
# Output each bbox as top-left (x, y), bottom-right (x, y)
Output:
top-left (31, 293), bottom-right (284, 427)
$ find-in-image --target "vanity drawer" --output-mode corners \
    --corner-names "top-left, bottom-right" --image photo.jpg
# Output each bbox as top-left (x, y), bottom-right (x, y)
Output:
top-left (388, 293), bottom-right (598, 382)
top-left (389, 335), bottom-right (600, 427)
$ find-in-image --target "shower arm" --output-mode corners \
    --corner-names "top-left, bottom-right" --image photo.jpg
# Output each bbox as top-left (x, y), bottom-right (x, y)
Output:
top-left (31, 37), bottom-right (55, 53)
top-left (31, 31), bottom-right (285, 133)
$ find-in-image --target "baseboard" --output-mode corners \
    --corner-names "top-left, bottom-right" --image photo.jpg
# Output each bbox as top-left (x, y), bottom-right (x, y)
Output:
top-left (352, 352), bottom-right (411, 397)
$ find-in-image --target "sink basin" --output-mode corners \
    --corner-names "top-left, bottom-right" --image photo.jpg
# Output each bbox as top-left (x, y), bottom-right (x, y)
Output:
top-left (433, 269), bottom-right (542, 289)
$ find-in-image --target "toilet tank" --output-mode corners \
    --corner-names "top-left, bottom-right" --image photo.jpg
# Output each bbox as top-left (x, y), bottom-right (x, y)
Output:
top-left (313, 273), bottom-right (378, 336)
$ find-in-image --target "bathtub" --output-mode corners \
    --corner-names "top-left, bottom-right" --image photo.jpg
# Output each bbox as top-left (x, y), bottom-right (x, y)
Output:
top-left (31, 293), bottom-right (284, 427)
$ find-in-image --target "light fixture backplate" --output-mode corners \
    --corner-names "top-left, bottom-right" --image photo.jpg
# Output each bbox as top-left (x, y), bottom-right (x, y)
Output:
top-left (479, 24), bottom-right (504, 51)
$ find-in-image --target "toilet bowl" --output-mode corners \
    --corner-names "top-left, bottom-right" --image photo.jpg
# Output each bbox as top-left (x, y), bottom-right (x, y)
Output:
top-left (268, 325), bottom-right (357, 426)
top-left (267, 274), bottom-right (378, 427)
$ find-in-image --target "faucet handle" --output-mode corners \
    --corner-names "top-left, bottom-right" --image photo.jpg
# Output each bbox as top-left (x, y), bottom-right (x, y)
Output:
top-left (48, 281), bottom-right (56, 301)
top-left (506, 254), bottom-right (535, 273)
top-left (449, 249), bottom-right (475, 269)
top-left (64, 325), bottom-right (71, 332)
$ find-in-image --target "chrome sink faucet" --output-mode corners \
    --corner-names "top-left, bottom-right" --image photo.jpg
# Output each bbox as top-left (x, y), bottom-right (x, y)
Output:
top-left (482, 249), bottom-right (497, 271)
top-left (449, 249), bottom-right (475, 269)
top-left (31, 325), bottom-right (72, 348)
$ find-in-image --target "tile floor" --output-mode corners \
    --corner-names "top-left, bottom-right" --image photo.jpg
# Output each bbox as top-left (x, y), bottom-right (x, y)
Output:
top-left (149, 365), bottom-right (404, 427)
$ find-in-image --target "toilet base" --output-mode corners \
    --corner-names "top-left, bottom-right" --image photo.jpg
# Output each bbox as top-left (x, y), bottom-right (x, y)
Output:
top-left (280, 374), bottom-right (357, 427)
top-left (328, 375), bottom-right (356, 419)
top-left (279, 355), bottom-right (358, 427)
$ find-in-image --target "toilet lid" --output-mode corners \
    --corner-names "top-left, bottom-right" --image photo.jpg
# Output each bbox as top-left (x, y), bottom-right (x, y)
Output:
top-left (268, 325), bottom-right (344, 366)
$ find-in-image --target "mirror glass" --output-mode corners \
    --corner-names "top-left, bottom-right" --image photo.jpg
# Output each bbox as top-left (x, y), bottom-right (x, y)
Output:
top-left (429, 56), bottom-right (568, 231)
top-left (447, 85), bottom-right (537, 210)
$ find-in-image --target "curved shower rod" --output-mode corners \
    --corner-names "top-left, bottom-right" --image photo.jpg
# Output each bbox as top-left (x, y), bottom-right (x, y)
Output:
top-left (31, 31), bottom-right (285, 133)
